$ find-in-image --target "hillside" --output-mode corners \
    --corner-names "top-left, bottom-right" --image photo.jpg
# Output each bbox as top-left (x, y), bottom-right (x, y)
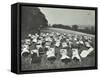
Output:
top-left (41, 27), bottom-right (95, 37)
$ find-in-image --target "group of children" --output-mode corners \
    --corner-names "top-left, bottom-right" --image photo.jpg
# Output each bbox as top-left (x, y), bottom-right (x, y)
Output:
top-left (21, 32), bottom-right (95, 65)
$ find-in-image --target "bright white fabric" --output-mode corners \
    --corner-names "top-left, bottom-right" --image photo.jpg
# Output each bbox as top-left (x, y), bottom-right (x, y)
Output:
top-left (62, 42), bottom-right (68, 48)
top-left (72, 48), bottom-right (81, 62)
top-left (60, 55), bottom-right (70, 59)
top-left (36, 45), bottom-right (42, 49)
top-left (31, 49), bottom-right (39, 57)
top-left (32, 38), bottom-right (37, 43)
top-left (55, 41), bottom-right (60, 47)
top-left (60, 49), bottom-right (70, 59)
top-left (21, 48), bottom-right (29, 56)
top-left (46, 48), bottom-right (55, 58)
top-left (80, 47), bottom-right (94, 58)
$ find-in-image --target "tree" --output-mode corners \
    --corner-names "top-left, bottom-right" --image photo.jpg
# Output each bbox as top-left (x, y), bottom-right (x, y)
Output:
top-left (72, 25), bottom-right (79, 31)
top-left (84, 27), bottom-right (90, 34)
top-left (52, 24), bottom-right (71, 30)
top-left (21, 7), bottom-right (48, 39)
top-left (91, 26), bottom-right (95, 34)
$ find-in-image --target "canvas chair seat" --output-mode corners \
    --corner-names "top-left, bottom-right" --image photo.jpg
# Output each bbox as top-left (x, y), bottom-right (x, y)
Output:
top-left (72, 48), bottom-right (81, 62)
top-left (46, 48), bottom-right (55, 58)
top-left (60, 55), bottom-right (70, 60)
top-left (60, 49), bottom-right (67, 55)
top-left (21, 49), bottom-right (29, 54)
top-left (55, 41), bottom-right (60, 47)
top-left (62, 42), bottom-right (68, 48)
top-left (31, 49), bottom-right (39, 57)
top-left (79, 40), bottom-right (84, 44)
top-left (32, 38), bottom-right (37, 43)
top-left (36, 44), bottom-right (42, 49)
top-left (80, 47), bottom-right (94, 58)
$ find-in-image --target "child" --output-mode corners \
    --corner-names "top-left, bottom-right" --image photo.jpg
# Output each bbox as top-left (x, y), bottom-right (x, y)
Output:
top-left (46, 47), bottom-right (56, 64)
top-left (60, 48), bottom-right (71, 64)
top-left (44, 41), bottom-right (51, 52)
top-left (25, 38), bottom-right (31, 45)
top-left (36, 44), bottom-right (44, 56)
top-left (71, 42), bottom-right (81, 62)
top-left (61, 42), bottom-right (68, 48)
top-left (55, 40), bottom-right (60, 48)
top-left (21, 44), bottom-right (31, 64)
top-left (21, 44), bottom-right (30, 57)
top-left (72, 48), bottom-right (81, 62)
top-left (80, 41), bottom-right (94, 58)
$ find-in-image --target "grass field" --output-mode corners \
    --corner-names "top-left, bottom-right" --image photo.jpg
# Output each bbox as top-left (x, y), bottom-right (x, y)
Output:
top-left (42, 27), bottom-right (95, 37)
top-left (21, 28), bottom-right (95, 71)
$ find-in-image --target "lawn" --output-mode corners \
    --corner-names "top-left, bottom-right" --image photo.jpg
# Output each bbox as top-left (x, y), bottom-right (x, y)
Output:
top-left (21, 28), bottom-right (95, 71)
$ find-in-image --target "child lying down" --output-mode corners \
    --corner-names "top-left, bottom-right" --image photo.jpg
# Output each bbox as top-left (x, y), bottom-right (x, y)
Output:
top-left (72, 48), bottom-right (81, 62)
top-left (80, 47), bottom-right (94, 58)
top-left (46, 47), bottom-right (56, 64)
top-left (21, 44), bottom-right (30, 57)
top-left (80, 42), bottom-right (94, 58)
top-left (60, 49), bottom-right (71, 64)
top-left (21, 32), bottom-right (95, 65)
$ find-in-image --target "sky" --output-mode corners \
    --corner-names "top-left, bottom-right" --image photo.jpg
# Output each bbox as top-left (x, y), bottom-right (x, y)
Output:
top-left (39, 7), bottom-right (95, 26)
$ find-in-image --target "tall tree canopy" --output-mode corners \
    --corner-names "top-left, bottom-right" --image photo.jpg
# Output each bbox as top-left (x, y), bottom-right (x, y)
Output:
top-left (72, 25), bottom-right (79, 31)
top-left (21, 6), bottom-right (48, 39)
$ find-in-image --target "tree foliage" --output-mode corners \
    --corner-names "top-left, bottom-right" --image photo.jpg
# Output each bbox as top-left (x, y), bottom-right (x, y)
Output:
top-left (21, 7), bottom-right (48, 39)
top-left (72, 25), bottom-right (79, 31)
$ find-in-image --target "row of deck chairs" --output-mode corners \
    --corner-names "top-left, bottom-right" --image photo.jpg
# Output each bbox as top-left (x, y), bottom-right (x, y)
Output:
top-left (21, 32), bottom-right (95, 64)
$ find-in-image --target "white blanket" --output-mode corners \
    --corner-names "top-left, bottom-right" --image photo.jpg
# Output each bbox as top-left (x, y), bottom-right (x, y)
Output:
top-left (80, 47), bottom-right (94, 58)
top-left (46, 48), bottom-right (55, 58)
top-left (72, 48), bottom-right (81, 62)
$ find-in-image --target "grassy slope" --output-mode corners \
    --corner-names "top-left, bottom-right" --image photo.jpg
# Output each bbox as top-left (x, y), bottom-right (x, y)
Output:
top-left (42, 27), bottom-right (95, 37)
top-left (22, 27), bottom-right (95, 71)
